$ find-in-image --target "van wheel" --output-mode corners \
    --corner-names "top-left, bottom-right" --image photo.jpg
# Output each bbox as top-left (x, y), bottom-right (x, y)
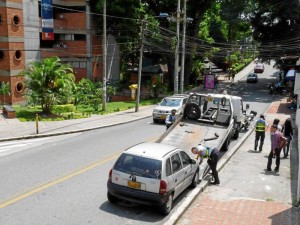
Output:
top-left (160, 194), bottom-right (173, 215)
top-left (221, 137), bottom-right (231, 151)
top-left (184, 103), bottom-right (201, 120)
top-left (107, 192), bottom-right (118, 203)
top-left (190, 169), bottom-right (199, 188)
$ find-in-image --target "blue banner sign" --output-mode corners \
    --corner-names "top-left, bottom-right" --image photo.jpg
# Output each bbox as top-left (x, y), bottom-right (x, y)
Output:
top-left (41, 0), bottom-right (54, 40)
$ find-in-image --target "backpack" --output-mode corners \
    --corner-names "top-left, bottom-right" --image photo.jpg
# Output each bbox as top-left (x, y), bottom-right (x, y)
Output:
top-left (278, 135), bottom-right (288, 149)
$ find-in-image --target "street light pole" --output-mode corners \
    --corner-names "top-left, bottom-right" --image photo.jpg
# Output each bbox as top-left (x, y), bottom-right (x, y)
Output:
top-left (135, 20), bottom-right (146, 112)
top-left (174, 0), bottom-right (181, 94)
top-left (180, 0), bottom-right (186, 94)
top-left (102, 0), bottom-right (107, 111)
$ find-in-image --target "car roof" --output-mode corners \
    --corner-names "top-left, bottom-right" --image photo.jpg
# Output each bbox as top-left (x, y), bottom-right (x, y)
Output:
top-left (124, 142), bottom-right (178, 160)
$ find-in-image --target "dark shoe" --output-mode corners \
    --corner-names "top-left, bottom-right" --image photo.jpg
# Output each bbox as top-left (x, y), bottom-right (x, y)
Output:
top-left (259, 149), bottom-right (262, 152)
top-left (274, 167), bottom-right (279, 172)
top-left (267, 168), bottom-right (272, 172)
top-left (210, 181), bottom-right (220, 185)
top-left (254, 148), bottom-right (257, 151)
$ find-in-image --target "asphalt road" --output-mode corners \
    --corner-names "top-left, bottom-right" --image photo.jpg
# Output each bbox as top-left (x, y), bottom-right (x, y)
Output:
top-left (0, 62), bottom-right (284, 225)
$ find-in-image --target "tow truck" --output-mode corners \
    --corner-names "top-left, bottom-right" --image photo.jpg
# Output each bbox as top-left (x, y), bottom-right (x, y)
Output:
top-left (157, 91), bottom-right (251, 155)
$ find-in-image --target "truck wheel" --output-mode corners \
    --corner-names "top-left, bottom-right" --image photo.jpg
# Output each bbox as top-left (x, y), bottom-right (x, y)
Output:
top-left (160, 194), bottom-right (173, 215)
top-left (184, 103), bottom-right (201, 120)
top-left (233, 129), bottom-right (239, 139)
top-left (107, 192), bottom-right (118, 203)
top-left (221, 137), bottom-right (231, 151)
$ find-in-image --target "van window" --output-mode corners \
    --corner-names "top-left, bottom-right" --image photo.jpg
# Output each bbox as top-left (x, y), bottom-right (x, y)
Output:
top-left (114, 153), bottom-right (162, 179)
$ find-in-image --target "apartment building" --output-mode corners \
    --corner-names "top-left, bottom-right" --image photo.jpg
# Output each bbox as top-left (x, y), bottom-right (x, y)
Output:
top-left (0, 0), bottom-right (120, 104)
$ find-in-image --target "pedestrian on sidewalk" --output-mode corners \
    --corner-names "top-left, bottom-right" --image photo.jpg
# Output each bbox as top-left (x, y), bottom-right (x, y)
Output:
top-left (232, 73), bottom-right (235, 82)
top-left (254, 115), bottom-right (268, 151)
top-left (281, 118), bottom-right (293, 158)
top-left (191, 145), bottom-right (220, 185)
top-left (267, 124), bottom-right (286, 172)
top-left (273, 118), bottom-right (282, 130)
top-left (214, 76), bottom-right (218, 90)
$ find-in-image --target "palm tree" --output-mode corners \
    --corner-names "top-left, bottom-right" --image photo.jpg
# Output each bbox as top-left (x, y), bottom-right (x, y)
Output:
top-left (0, 82), bottom-right (11, 105)
top-left (23, 57), bottom-right (75, 114)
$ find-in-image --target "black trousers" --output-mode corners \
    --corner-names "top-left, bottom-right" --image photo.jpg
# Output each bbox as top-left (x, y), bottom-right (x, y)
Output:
top-left (255, 131), bottom-right (265, 151)
top-left (207, 150), bottom-right (220, 183)
top-left (267, 148), bottom-right (281, 170)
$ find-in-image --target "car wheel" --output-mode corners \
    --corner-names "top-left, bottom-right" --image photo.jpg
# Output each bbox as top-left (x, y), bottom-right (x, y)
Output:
top-left (153, 118), bottom-right (159, 123)
top-left (190, 169), bottom-right (199, 188)
top-left (160, 194), bottom-right (173, 215)
top-left (184, 103), bottom-right (201, 120)
top-left (107, 192), bottom-right (118, 203)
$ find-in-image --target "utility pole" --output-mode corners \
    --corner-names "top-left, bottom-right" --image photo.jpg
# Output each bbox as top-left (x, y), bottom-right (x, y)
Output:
top-left (174, 0), bottom-right (181, 94)
top-left (135, 20), bottom-right (146, 112)
top-left (180, 0), bottom-right (186, 94)
top-left (102, 0), bottom-right (107, 111)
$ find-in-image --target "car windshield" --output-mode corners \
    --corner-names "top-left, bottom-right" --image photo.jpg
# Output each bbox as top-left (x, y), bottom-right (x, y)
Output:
top-left (114, 153), bottom-right (162, 179)
top-left (248, 74), bottom-right (256, 77)
top-left (160, 98), bottom-right (181, 107)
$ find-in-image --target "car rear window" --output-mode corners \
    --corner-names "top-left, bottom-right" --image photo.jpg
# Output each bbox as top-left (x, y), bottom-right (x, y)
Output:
top-left (114, 153), bottom-right (162, 179)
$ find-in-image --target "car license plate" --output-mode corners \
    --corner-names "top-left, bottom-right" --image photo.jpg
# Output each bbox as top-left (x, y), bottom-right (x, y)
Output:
top-left (159, 115), bottom-right (166, 120)
top-left (128, 181), bottom-right (141, 189)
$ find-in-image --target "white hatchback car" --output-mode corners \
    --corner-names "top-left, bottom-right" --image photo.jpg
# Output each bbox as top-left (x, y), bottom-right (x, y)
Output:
top-left (107, 142), bottom-right (199, 215)
top-left (152, 95), bottom-right (188, 123)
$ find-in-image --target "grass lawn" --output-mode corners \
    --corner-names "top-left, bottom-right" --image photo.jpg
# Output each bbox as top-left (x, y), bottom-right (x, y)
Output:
top-left (13, 99), bottom-right (160, 122)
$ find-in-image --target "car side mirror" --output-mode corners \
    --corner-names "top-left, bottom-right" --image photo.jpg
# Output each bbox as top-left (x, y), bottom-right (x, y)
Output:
top-left (190, 159), bottom-right (197, 164)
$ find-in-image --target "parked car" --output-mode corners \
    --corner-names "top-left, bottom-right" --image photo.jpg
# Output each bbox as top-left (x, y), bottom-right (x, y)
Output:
top-left (152, 95), bottom-right (188, 123)
top-left (247, 73), bottom-right (258, 83)
top-left (107, 142), bottom-right (199, 215)
top-left (254, 63), bottom-right (264, 73)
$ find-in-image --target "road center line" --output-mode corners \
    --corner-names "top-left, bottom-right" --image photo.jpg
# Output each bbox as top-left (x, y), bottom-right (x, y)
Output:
top-left (0, 153), bottom-right (120, 209)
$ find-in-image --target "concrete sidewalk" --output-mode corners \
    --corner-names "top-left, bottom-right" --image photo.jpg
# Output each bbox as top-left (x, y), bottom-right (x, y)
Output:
top-left (174, 99), bottom-right (300, 224)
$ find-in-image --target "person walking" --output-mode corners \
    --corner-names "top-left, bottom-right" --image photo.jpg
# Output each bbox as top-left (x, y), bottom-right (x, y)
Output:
top-left (254, 115), bottom-right (268, 151)
top-left (273, 118), bottom-right (282, 130)
top-left (267, 124), bottom-right (285, 172)
top-left (191, 145), bottom-right (220, 185)
top-left (232, 73), bottom-right (235, 82)
top-left (165, 109), bottom-right (176, 130)
top-left (281, 118), bottom-right (293, 158)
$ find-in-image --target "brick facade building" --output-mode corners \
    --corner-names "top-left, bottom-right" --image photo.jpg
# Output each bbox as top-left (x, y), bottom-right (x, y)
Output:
top-left (0, 0), bottom-right (120, 104)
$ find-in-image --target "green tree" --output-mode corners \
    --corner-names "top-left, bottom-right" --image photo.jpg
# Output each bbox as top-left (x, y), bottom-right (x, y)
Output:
top-left (23, 57), bottom-right (75, 114)
top-left (250, 0), bottom-right (300, 59)
top-left (0, 82), bottom-right (11, 105)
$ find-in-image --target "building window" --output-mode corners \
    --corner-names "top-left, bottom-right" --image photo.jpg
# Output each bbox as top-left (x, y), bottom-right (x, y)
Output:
top-left (0, 14), bottom-right (2, 24)
top-left (0, 50), bottom-right (4, 60)
top-left (12, 15), bottom-right (20, 26)
top-left (16, 82), bottom-right (25, 93)
top-left (15, 50), bottom-right (22, 60)
top-left (80, 62), bottom-right (86, 68)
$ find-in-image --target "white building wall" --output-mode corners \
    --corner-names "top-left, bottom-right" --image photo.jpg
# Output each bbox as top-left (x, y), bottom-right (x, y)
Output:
top-left (23, 0), bottom-right (40, 65)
